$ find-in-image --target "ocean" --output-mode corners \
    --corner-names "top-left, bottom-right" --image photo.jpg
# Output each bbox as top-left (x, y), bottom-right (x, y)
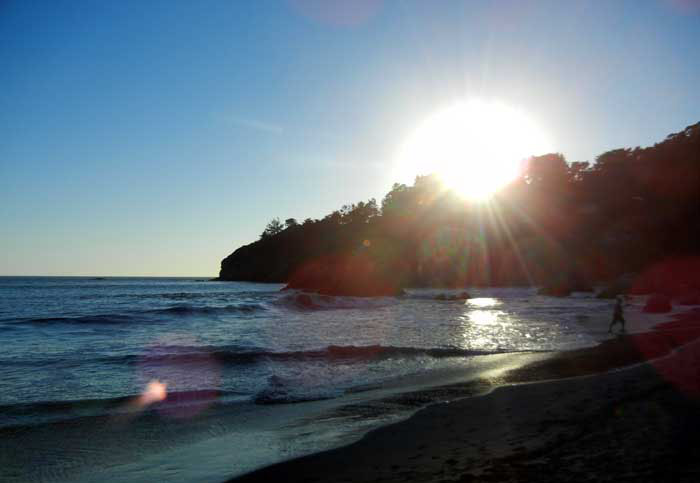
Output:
top-left (0, 277), bottom-right (616, 482)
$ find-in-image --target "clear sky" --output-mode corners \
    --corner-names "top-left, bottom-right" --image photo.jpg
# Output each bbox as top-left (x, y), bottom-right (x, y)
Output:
top-left (2, 0), bottom-right (699, 276)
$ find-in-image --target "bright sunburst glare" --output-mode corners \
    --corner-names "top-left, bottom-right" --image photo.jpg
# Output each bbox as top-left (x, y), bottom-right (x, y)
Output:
top-left (396, 99), bottom-right (552, 200)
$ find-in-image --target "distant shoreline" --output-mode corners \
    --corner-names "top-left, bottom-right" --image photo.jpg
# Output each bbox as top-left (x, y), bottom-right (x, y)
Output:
top-left (230, 309), bottom-right (700, 482)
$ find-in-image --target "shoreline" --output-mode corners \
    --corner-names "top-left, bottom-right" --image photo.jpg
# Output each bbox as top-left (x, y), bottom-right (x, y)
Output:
top-left (230, 308), bottom-right (700, 482)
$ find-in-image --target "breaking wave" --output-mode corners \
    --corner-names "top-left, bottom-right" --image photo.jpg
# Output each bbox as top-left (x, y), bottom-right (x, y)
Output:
top-left (147, 303), bottom-right (265, 316)
top-left (275, 292), bottom-right (399, 311)
top-left (106, 344), bottom-right (510, 367)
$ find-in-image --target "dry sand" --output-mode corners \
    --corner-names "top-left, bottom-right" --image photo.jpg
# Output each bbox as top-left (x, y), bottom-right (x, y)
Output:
top-left (230, 309), bottom-right (700, 482)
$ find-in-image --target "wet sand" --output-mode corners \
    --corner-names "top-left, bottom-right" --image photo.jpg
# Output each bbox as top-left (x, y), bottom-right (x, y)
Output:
top-left (230, 309), bottom-right (700, 482)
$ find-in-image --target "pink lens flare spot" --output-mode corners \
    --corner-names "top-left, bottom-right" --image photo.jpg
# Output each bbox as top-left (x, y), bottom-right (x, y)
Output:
top-left (140, 379), bottom-right (168, 406)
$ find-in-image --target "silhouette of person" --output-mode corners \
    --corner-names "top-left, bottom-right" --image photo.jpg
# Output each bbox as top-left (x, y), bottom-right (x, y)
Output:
top-left (608, 296), bottom-right (626, 333)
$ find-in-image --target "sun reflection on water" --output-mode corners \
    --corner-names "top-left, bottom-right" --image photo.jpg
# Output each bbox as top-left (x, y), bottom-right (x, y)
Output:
top-left (469, 309), bottom-right (499, 325)
top-left (467, 297), bottom-right (501, 308)
top-left (456, 304), bottom-right (516, 350)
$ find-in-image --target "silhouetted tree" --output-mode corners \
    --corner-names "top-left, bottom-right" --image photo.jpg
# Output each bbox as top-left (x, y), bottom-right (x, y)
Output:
top-left (260, 218), bottom-right (284, 239)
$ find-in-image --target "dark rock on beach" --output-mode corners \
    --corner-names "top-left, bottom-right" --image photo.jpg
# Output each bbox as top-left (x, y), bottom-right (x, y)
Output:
top-left (538, 285), bottom-right (572, 297)
top-left (434, 291), bottom-right (470, 301)
top-left (295, 293), bottom-right (315, 308)
top-left (538, 273), bottom-right (593, 297)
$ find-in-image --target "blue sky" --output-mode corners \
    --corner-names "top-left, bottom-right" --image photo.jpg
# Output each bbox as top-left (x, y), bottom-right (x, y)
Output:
top-left (2, 0), bottom-right (699, 276)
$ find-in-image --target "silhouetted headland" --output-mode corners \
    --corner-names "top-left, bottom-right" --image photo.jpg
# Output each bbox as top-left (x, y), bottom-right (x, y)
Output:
top-left (219, 123), bottom-right (700, 297)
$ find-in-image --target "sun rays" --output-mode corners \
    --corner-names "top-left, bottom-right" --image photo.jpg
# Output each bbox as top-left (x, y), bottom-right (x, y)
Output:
top-left (396, 99), bottom-right (552, 200)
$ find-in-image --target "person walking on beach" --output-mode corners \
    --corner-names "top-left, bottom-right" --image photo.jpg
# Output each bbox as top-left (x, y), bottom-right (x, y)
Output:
top-left (608, 296), bottom-right (626, 333)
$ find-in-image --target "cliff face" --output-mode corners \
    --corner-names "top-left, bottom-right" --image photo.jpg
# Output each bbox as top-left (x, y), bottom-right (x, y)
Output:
top-left (218, 222), bottom-right (413, 295)
top-left (219, 240), bottom-right (289, 283)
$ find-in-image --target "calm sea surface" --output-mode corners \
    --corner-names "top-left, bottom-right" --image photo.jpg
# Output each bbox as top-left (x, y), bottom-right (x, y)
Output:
top-left (0, 277), bottom-right (614, 482)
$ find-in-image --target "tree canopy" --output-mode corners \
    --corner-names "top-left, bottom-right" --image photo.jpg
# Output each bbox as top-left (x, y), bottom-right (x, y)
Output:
top-left (260, 218), bottom-right (284, 239)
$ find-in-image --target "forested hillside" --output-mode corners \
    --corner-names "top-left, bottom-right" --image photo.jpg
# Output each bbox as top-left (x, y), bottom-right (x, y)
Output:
top-left (219, 122), bottom-right (700, 295)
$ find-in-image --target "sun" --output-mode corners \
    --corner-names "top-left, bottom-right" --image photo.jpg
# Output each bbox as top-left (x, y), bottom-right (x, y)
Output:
top-left (396, 99), bottom-right (552, 200)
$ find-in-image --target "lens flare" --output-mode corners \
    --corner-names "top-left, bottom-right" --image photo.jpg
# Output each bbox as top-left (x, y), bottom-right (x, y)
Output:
top-left (396, 99), bottom-right (552, 200)
top-left (139, 380), bottom-right (168, 406)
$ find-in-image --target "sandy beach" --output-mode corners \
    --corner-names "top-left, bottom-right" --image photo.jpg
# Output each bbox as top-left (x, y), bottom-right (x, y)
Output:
top-left (231, 309), bottom-right (700, 483)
